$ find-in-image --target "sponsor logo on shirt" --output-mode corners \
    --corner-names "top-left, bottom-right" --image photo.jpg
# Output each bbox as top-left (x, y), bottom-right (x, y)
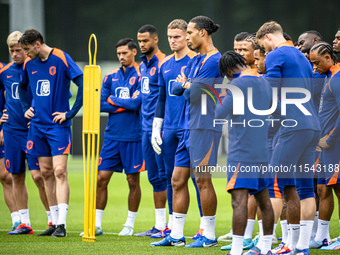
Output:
top-left (168, 80), bottom-right (176, 97)
top-left (36, 80), bottom-right (50, 96)
top-left (141, 77), bottom-right (150, 94)
top-left (11, 82), bottom-right (19, 99)
top-left (115, 87), bottom-right (130, 99)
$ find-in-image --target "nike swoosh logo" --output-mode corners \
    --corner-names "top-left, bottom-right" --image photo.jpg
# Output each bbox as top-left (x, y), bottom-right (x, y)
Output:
top-left (194, 159), bottom-right (200, 162)
top-left (292, 228), bottom-right (299, 230)
top-left (7, 75), bottom-right (13, 78)
top-left (32, 71), bottom-right (38, 74)
top-left (58, 147), bottom-right (65, 151)
top-left (164, 69), bottom-right (171, 73)
top-left (175, 216), bottom-right (183, 219)
top-left (134, 164), bottom-right (141, 169)
top-left (112, 78), bottom-right (119, 81)
top-left (203, 242), bottom-right (214, 247)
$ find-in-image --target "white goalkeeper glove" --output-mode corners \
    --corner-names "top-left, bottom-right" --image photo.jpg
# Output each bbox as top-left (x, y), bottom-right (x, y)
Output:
top-left (151, 117), bottom-right (164, 155)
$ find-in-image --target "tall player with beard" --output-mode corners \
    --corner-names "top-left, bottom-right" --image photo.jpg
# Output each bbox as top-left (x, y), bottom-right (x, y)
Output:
top-left (297, 30), bottom-right (332, 248)
top-left (135, 25), bottom-right (168, 236)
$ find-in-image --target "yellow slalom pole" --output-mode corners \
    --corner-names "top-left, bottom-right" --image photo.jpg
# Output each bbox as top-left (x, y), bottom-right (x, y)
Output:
top-left (82, 34), bottom-right (101, 242)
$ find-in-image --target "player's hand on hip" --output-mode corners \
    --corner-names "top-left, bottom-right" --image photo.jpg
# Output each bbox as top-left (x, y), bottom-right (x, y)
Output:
top-left (52, 111), bottom-right (67, 124)
top-left (151, 117), bottom-right (164, 155)
top-left (24, 107), bottom-right (35, 119)
top-left (0, 109), bottom-right (9, 124)
top-left (318, 135), bottom-right (330, 150)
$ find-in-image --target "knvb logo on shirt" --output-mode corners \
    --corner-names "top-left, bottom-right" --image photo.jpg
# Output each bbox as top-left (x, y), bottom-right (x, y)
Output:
top-left (141, 77), bottom-right (150, 94)
top-left (11, 82), bottom-right (19, 99)
top-left (36, 80), bottom-right (50, 96)
top-left (168, 80), bottom-right (177, 97)
top-left (115, 87), bottom-right (130, 99)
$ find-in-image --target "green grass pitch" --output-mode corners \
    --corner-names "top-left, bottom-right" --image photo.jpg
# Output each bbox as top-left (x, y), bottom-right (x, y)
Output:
top-left (0, 157), bottom-right (339, 254)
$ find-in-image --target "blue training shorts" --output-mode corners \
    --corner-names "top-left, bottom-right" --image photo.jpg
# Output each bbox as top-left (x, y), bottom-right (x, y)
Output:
top-left (4, 131), bottom-right (39, 174)
top-left (175, 129), bottom-right (221, 168)
top-left (27, 125), bottom-right (72, 157)
top-left (226, 161), bottom-right (273, 195)
top-left (270, 129), bottom-right (320, 200)
top-left (98, 139), bottom-right (144, 174)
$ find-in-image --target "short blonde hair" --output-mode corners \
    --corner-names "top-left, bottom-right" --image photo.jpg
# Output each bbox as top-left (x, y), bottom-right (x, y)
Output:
top-left (256, 21), bottom-right (283, 40)
top-left (168, 19), bottom-right (187, 32)
top-left (7, 31), bottom-right (23, 47)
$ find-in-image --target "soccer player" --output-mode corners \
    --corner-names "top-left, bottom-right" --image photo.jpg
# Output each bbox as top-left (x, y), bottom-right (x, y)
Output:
top-left (86, 38), bottom-right (143, 237)
top-left (255, 21), bottom-right (320, 255)
top-left (0, 61), bottom-right (21, 231)
top-left (151, 15), bottom-right (222, 248)
top-left (333, 28), bottom-right (340, 54)
top-left (240, 33), bottom-right (257, 69)
top-left (216, 50), bottom-right (274, 255)
top-left (234, 32), bottom-right (250, 54)
top-left (297, 30), bottom-right (323, 61)
top-left (221, 35), bottom-right (263, 252)
top-left (309, 42), bottom-right (340, 250)
top-left (218, 31), bottom-right (250, 243)
top-left (254, 44), bottom-right (266, 74)
top-left (297, 30), bottom-right (324, 113)
top-left (297, 30), bottom-right (328, 244)
top-left (18, 29), bottom-right (83, 237)
top-left (1, 31), bottom-right (52, 235)
top-left (135, 25), bottom-right (168, 236)
top-left (150, 19), bottom-right (203, 239)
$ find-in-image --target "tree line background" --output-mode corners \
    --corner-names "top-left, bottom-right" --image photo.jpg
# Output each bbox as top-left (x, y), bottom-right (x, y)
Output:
top-left (1, 0), bottom-right (340, 62)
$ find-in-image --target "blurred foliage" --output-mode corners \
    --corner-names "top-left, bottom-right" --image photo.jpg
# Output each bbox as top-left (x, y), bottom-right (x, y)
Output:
top-left (1, 0), bottom-right (340, 62)
top-left (43, 0), bottom-right (340, 62)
